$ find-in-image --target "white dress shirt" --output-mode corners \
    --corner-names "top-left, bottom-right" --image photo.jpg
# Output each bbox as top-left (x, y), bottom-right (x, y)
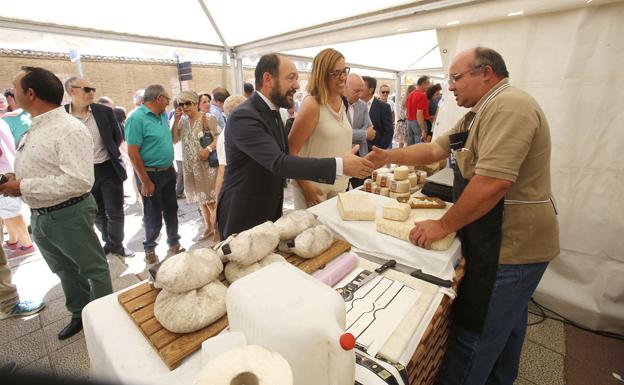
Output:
top-left (15, 107), bottom-right (95, 209)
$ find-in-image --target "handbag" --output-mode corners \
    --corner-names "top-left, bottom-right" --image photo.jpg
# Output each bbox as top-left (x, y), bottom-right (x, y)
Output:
top-left (198, 114), bottom-right (219, 168)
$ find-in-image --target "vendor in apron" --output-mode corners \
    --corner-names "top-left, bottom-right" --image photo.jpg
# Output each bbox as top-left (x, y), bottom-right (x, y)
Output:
top-left (366, 47), bottom-right (559, 385)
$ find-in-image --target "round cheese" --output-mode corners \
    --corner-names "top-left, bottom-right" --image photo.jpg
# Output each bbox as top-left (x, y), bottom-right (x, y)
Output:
top-left (408, 173), bottom-right (418, 187)
top-left (390, 179), bottom-right (410, 193)
top-left (373, 186), bottom-right (382, 195)
top-left (363, 179), bottom-right (374, 192)
top-left (380, 187), bottom-right (390, 197)
top-left (379, 174), bottom-right (392, 188)
top-left (393, 166), bottom-right (409, 181)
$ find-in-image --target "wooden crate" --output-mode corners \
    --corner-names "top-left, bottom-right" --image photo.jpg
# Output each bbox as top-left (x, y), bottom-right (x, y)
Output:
top-left (117, 240), bottom-right (351, 369)
top-left (406, 258), bottom-right (466, 385)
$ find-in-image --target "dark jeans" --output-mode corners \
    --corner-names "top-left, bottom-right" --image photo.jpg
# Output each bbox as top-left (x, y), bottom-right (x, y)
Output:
top-left (135, 168), bottom-right (180, 252)
top-left (439, 262), bottom-right (549, 385)
top-left (175, 160), bottom-right (184, 195)
top-left (92, 160), bottom-right (125, 253)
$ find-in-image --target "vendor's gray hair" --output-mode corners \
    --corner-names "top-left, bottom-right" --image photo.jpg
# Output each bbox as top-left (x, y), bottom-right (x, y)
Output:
top-left (474, 47), bottom-right (509, 78)
top-left (143, 85), bottom-right (165, 103)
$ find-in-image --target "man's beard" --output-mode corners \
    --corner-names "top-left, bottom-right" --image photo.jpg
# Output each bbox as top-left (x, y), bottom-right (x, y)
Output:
top-left (270, 79), bottom-right (295, 109)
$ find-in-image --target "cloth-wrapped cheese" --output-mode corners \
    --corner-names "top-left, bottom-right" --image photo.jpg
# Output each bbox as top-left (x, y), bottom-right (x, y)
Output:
top-left (224, 253), bottom-right (286, 283)
top-left (393, 166), bottom-right (409, 181)
top-left (376, 218), bottom-right (455, 251)
top-left (274, 210), bottom-right (317, 240)
top-left (154, 281), bottom-right (227, 333)
top-left (216, 221), bottom-right (279, 265)
top-left (289, 225), bottom-right (334, 259)
top-left (382, 202), bottom-right (411, 221)
top-left (154, 248), bottom-right (223, 293)
top-left (337, 192), bottom-right (375, 221)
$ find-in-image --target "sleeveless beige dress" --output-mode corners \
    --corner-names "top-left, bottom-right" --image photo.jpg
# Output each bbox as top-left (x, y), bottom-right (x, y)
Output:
top-left (293, 101), bottom-right (352, 209)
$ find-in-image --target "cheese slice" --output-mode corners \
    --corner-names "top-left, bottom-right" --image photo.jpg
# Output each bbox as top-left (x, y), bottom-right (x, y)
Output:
top-left (382, 202), bottom-right (411, 221)
top-left (394, 166), bottom-right (409, 181)
top-left (337, 192), bottom-right (376, 221)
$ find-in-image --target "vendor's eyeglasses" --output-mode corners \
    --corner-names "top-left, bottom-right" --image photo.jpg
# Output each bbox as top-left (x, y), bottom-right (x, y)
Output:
top-left (329, 67), bottom-right (350, 78)
top-left (447, 64), bottom-right (485, 85)
top-left (71, 86), bottom-right (96, 93)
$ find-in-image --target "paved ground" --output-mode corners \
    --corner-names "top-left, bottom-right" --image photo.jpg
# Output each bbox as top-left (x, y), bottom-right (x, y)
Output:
top-left (0, 187), bottom-right (619, 384)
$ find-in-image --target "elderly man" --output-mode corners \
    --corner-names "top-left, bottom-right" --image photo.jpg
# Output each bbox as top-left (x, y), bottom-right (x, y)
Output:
top-left (125, 84), bottom-right (183, 264)
top-left (344, 73), bottom-right (375, 189)
top-left (366, 47), bottom-right (559, 385)
top-left (217, 54), bottom-right (373, 238)
top-left (1, 66), bottom-right (113, 339)
top-left (64, 77), bottom-right (133, 258)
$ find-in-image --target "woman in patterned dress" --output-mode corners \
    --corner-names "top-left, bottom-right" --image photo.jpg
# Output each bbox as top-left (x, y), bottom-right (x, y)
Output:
top-left (172, 91), bottom-right (220, 238)
top-left (393, 84), bottom-right (415, 148)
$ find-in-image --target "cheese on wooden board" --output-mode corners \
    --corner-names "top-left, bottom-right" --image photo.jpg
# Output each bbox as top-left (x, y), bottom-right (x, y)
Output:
top-left (389, 191), bottom-right (410, 199)
top-left (337, 192), bottom-right (376, 221)
top-left (393, 166), bottom-right (409, 181)
top-left (382, 202), bottom-right (411, 221)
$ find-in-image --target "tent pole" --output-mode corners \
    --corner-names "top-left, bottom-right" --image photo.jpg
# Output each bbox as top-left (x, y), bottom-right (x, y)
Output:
top-left (394, 72), bottom-right (402, 127)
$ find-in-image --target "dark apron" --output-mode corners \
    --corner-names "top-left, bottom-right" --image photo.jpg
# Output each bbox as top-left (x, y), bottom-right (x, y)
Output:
top-left (449, 131), bottom-right (504, 334)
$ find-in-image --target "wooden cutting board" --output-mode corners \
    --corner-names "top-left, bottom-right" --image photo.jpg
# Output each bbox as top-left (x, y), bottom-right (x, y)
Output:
top-left (117, 239), bottom-right (351, 369)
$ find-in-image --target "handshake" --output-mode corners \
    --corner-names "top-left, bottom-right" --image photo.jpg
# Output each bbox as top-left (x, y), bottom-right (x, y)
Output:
top-left (341, 145), bottom-right (392, 179)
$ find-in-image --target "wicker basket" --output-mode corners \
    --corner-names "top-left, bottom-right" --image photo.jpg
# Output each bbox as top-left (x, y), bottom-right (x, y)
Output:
top-left (406, 258), bottom-right (466, 385)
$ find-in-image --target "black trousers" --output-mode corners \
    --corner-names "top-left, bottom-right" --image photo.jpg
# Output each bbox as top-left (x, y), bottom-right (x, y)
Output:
top-left (135, 167), bottom-right (180, 251)
top-left (92, 161), bottom-right (125, 253)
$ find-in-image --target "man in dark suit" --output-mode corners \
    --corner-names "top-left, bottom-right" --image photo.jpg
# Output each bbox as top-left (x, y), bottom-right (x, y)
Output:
top-left (362, 76), bottom-right (393, 151)
top-left (217, 54), bottom-right (373, 238)
top-left (64, 77), bottom-right (133, 257)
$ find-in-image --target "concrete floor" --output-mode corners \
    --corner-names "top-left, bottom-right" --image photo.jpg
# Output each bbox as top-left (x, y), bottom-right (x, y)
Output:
top-left (0, 187), bottom-right (617, 384)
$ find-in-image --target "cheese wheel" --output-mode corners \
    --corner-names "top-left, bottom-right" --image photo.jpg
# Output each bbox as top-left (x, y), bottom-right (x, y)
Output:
top-left (390, 179), bottom-right (410, 193)
top-left (389, 191), bottom-right (410, 199)
top-left (373, 186), bottom-right (382, 195)
top-left (393, 166), bottom-right (409, 181)
top-left (379, 174), bottom-right (392, 188)
top-left (374, 168), bottom-right (390, 184)
top-left (407, 165), bottom-right (416, 172)
top-left (380, 187), bottom-right (390, 197)
top-left (410, 186), bottom-right (420, 194)
top-left (408, 173), bottom-right (418, 187)
top-left (417, 170), bottom-right (428, 184)
top-left (382, 202), bottom-right (411, 221)
top-left (337, 192), bottom-right (376, 221)
top-left (363, 179), bottom-right (374, 192)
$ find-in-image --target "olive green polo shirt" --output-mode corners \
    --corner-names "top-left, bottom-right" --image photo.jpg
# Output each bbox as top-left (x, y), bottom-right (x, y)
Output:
top-left (125, 104), bottom-right (174, 168)
top-left (435, 79), bottom-right (559, 264)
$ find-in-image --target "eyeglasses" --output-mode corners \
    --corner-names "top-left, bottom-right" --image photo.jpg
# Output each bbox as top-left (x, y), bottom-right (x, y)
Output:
top-left (447, 64), bottom-right (485, 85)
top-left (71, 86), bottom-right (96, 93)
top-left (328, 67), bottom-right (351, 78)
top-left (381, 91), bottom-right (390, 95)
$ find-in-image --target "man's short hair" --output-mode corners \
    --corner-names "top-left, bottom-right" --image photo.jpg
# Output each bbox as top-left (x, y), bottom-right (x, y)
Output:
top-left (474, 47), bottom-right (510, 78)
top-left (212, 90), bottom-right (229, 103)
top-left (243, 83), bottom-right (254, 94)
top-left (133, 89), bottom-right (145, 105)
top-left (362, 76), bottom-right (377, 92)
top-left (255, 54), bottom-right (280, 90)
top-left (416, 76), bottom-right (430, 86)
top-left (143, 85), bottom-right (166, 103)
top-left (98, 96), bottom-right (113, 105)
top-left (20, 66), bottom-right (64, 106)
top-left (223, 95), bottom-right (247, 116)
top-left (64, 76), bottom-right (79, 92)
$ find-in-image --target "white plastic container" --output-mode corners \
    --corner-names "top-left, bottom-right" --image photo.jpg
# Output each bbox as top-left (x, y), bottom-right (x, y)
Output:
top-left (226, 262), bottom-right (355, 385)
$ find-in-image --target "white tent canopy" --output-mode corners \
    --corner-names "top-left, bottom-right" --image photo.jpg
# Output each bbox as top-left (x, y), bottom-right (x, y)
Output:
top-left (1, 0), bottom-right (622, 334)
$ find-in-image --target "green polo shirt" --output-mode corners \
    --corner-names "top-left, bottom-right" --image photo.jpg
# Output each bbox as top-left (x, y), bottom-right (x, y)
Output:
top-left (125, 104), bottom-right (174, 168)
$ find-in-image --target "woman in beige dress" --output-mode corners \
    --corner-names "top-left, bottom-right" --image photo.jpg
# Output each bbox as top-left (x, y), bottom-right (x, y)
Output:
top-left (288, 48), bottom-right (353, 209)
top-left (172, 91), bottom-right (220, 238)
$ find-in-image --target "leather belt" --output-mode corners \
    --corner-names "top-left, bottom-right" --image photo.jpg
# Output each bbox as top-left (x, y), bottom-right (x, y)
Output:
top-left (144, 166), bottom-right (172, 172)
top-left (31, 193), bottom-right (91, 215)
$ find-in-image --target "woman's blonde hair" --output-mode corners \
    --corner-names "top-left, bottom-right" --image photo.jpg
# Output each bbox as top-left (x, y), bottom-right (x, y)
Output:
top-left (306, 48), bottom-right (345, 106)
top-left (177, 90), bottom-right (199, 105)
top-left (223, 95), bottom-right (246, 116)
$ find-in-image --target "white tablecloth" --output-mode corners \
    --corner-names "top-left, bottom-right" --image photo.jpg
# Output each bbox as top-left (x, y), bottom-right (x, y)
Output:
top-left (308, 190), bottom-right (461, 280)
top-left (82, 283), bottom-right (204, 385)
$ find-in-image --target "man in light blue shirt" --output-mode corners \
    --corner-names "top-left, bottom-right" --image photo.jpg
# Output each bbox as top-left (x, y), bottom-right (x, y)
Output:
top-left (210, 87), bottom-right (229, 130)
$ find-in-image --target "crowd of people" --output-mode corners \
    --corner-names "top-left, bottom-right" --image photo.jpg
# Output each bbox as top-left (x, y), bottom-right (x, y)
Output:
top-left (0, 46), bottom-right (558, 385)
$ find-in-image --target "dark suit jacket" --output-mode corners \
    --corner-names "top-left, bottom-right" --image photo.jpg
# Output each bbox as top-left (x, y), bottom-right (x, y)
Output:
top-left (367, 97), bottom-right (394, 150)
top-left (217, 92), bottom-right (336, 238)
top-left (64, 103), bottom-right (127, 182)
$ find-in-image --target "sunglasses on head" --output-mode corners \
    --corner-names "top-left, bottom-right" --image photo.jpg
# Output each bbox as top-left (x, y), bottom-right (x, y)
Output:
top-left (71, 86), bottom-right (96, 93)
top-left (179, 101), bottom-right (194, 107)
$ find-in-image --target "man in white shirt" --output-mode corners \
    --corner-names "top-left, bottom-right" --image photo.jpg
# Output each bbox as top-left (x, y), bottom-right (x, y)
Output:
top-left (0, 66), bottom-right (112, 340)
